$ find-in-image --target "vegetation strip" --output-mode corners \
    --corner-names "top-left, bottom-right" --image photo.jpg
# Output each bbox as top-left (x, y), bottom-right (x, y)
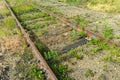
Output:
top-left (33, 4), bottom-right (120, 47)
top-left (3, 0), bottom-right (58, 80)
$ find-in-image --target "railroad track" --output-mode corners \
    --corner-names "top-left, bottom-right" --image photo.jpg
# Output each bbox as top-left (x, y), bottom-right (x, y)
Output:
top-left (4, 0), bottom-right (58, 80)
top-left (33, 4), bottom-right (120, 47)
top-left (3, 0), bottom-right (120, 80)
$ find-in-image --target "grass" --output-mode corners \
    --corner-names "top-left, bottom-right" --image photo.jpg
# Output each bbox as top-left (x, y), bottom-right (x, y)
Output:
top-left (52, 64), bottom-right (72, 80)
top-left (75, 53), bottom-right (83, 59)
top-left (0, 1), bottom-right (10, 16)
top-left (71, 30), bottom-right (77, 41)
top-left (73, 15), bottom-right (87, 29)
top-left (15, 48), bottom-right (45, 80)
top-left (43, 50), bottom-right (72, 80)
top-left (62, 0), bottom-right (120, 13)
top-left (85, 69), bottom-right (96, 77)
top-left (22, 49), bottom-right (33, 63)
top-left (12, 2), bottom-right (36, 14)
top-left (19, 11), bottom-right (48, 21)
top-left (79, 31), bottom-right (87, 38)
top-left (44, 49), bottom-right (59, 61)
top-left (3, 16), bottom-right (16, 28)
top-left (103, 24), bottom-right (114, 39)
top-left (0, 8), bottom-right (10, 16)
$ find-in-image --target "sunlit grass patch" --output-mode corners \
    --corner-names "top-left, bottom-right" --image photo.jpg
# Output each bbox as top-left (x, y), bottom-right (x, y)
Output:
top-left (12, 2), bottom-right (36, 14)
top-left (0, 1), bottom-right (10, 16)
top-left (64, 0), bottom-right (120, 13)
top-left (2, 16), bottom-right (16, 28)
top-left (88, 4), bottom-right (114, 12)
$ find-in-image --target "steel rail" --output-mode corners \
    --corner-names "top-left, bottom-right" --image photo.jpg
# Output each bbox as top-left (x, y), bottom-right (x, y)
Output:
top-left (33, 4), bottom-right (120, 47)
top-left (3, 0), bottom-right (58, 80)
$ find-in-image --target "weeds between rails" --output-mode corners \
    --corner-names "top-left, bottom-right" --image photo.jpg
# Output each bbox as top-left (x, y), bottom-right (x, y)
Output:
top-left (6, 0), bottom-right (120, 80)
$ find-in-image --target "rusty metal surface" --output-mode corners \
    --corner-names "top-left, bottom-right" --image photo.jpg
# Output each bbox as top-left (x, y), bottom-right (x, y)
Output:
top-left (3, 0), bottom-right (58, 80)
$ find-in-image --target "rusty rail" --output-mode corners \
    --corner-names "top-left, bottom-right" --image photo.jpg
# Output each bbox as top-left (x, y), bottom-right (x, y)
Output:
top-left (3, 0), bottom-right (58, 80)
top-left (33, 5), bottom-right (120, 47)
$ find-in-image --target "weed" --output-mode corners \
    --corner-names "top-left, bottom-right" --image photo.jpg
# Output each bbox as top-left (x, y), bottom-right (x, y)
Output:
top-left (94, 25), bottom-right (98, 32)
top-left (36, 42), bottom-right (43, 51)
top-left (13, 2), bottom-right (35, 14)
top-left (85, 69), bottom-right (96, 77)
top-left (103, 55), bottom-right (113, 62)
top-left (75, 53), bottom-right (83, 59)
top-left (110, 49), bottom-right (120, 57)
top-left (92, 47), bottom-right (101, 53)
top-left (22, 48), bottom-right (33, 63)
top-left (12, 52), bottom-right (20, 56)
top-left (44, 49), bottom-right (58, 61)
top-left (3, 16), bottom-right (16, 28)
top-left (103, 65), bottom-right (109, 72)
top-left (0, 9), bottom-right (10, 16)
top-left (31, 66), bottom-right (44, 79)
top-left (52, 64), bottom-right (71, 80)
top-left (41, 29), bottom-right (49, 35)
top-left (90, 38), bottom-right (101, 45)
top-left (103, 24), bottom-right (113, 39)
top-left (73, 15), bottom-right (86, 29)
top-left (79, 31), bottom-right (87, 38)
top-left (90, 38), bottom-right (109, 50)
top-left (71, 30), bottom-right (77, 41)
top-left (16, 61), bottom-right (44, 80)
top-left (69, 49), bottom-right (77, 57)
top-left (114, 35), bottom-right (120, 39)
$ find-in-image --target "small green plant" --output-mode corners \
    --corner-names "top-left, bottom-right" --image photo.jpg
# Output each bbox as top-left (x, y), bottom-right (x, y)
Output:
top-left (103, 55), bottom-right (113, 62)
top-left (85, 69), bottom-right (96, 77)
top-left (71, 30), bottom-right (77, 41)
top-left (73, 15), bottom-right (86, 29)
top-left (22, 49), bottom-right (33, 62)
top-left (90, 38), bottom-right (109, 50)
top-left (75, 53), bottom-right (83, 59)
top-left (44, 50), bottom-right (59, 61)
top-left (69, 49), bottom-right (77, 57)
top-left (0, 8), bottom-right (10, 16)
top-left (92, 47), bottom-right (101, 53)
top-left (90, 38), bottom-right (101, 45)
top-left (13, 2), bottom-right (35, 14)
top-left (103, 65), bottom-right (109, 72)
top-left (52, 64), bottom-right (71, 80)
top-left (79, 31), bottom-right (86, 38)
top-left (41, 29), bottom-right (48, 35)
top-left (12, 52), bottom-right (20, 56)
top-left (94, 25), bottom-right (98, 32)
top-left (103, 25), bottom-right (113, 39)
top-left (32, 66), bottom-right (44, 79)
top-left (110, 49), bottom-right (120, 57)
top-left (36, 42), bottom-right (43, 51)
top-left (3, 16), bottom-right (16, 28)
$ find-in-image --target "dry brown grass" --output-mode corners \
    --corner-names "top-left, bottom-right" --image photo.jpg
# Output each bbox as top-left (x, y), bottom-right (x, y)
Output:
top-left (0, 35), bottom-right (25, 54)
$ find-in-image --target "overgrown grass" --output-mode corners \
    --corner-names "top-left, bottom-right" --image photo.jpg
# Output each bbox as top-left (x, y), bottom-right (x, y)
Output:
top-left (61, 0), bottom-right (120, 13)
top-left (0, 8), bottom-right (10, 16)
top-left (103, 25), bottom-right (114, 39)
top-left (19, 11), bottom-right (49, 21)
top-left (12, 2), bottom-right (36, 14)
top-left (2, 16), bottom-right (16, 28)
top-left (0, 1), bottom-right (10, 16)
